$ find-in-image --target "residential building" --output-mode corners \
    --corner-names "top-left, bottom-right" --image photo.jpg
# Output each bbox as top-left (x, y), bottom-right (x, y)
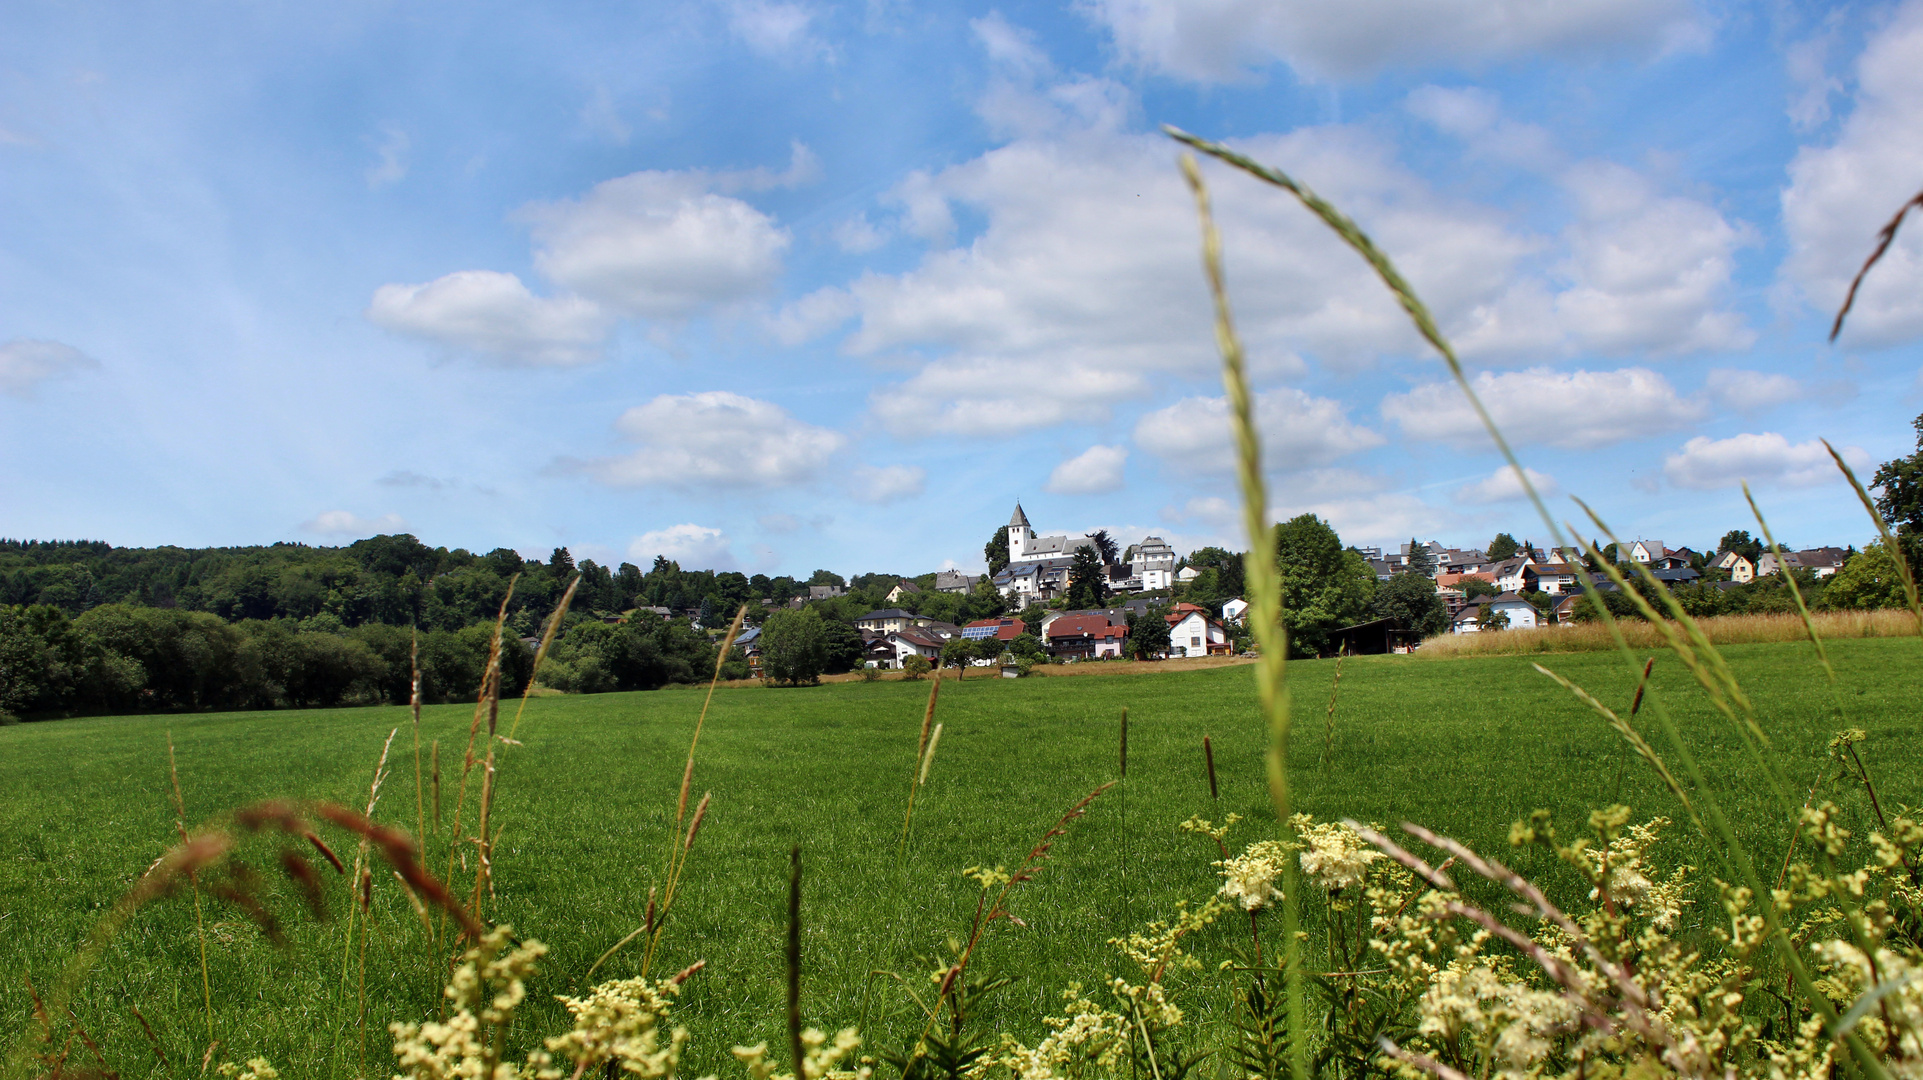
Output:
top-left (1165, 602), bottom-right (1229, 657)
top-left (1221, 598), bottom-right (1249, 623)
top-left (1626, 540), bottom-right (1666, 565)
top-left (1127, 536), bottom-right (1177, 590)
top-left (1175, 566), bottom-right (1200, 584)
top-left (856, 608), bottom-right (930, 634)
top-left (991, 556), bottom-right (1076, 601)
top-left (1046, 614), bottom-right (1128, 659)
top-left (934, 571), bottom-right (980, 594)
top-left (1717, 551), bottom-right (1754, 582)
top-left (1367, 559), bottom-right (1395, 581)
top-left (807, 584), bottom-right (846, 600)
top-left (962, 617), bottom-right (1027, 642)
top-left (881, 622), bottom-right (964, 668)
top-left (885, 580), bottom-right (921, 604)
top-left (1453, 593), bottom-right (1540, 632)
top-left (1757, 547), bottom-right (1846, 578)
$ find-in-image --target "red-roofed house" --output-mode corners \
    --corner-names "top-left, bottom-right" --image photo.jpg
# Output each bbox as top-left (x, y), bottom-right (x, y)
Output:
top-left (1166, 603), bottom-right (1230, 657)
top-left (961, 617), bottom-right (1027, 642)
top-left (1046, 614), bottom-right (1128, 659)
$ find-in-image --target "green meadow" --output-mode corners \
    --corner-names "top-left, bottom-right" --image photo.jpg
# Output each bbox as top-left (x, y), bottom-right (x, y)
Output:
top-left (3, 638), bottom-right (1919, 1077)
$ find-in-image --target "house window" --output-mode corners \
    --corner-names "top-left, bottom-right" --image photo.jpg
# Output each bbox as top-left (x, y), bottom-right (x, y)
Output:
top-left (1191, 636), bottom-right (1201, 648)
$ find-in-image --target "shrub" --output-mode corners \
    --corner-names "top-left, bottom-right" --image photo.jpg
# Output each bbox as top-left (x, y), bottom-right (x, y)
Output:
top-left (901, 654), bottom-right (932, 680)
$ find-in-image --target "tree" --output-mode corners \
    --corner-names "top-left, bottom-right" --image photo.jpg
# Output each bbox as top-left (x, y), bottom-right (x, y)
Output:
top-left (1874, 412), bottom-right (1923, 572)
top-left (1066, 547), bottom-right (1108, 610)
top-left (1125, 604), bottom-right (1172, 659)
top-left (759, 607), bottom-right (830, 686)
top-left (1369, 572), bottom-right (1448, 637)
top-left (1184, 547), bottom-right (1245, 599)
top-left (985, 526), bottom-right (1011, 576)
top-left (807, 569), bottom-right (846, 588)
top-left (940, 636), bottom-right (976, 672)
top-left (1008, 632), bottom-right (1045, 661)
top-left (1089, 530), bottom-right (1119, 569)
top-left (901, 654), bottom-right (932, 680)
top-left (1716, 530), bottom-right (1762, 565)
top-left (1822, 541), bottom-right (1910, 610)
top-left (1458, 577), bottom-right (1499, 601)
top-left (1486, 533), bottom-right (1519, 561)
top-left (1278, 516), bottom-right (1378, 657)
top-left (1403, 538), bottom-right (1435, 577)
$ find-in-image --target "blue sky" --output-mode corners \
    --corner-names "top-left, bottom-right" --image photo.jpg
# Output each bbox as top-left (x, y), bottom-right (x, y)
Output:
top-left (4, 0), bottom-right (1922, 576)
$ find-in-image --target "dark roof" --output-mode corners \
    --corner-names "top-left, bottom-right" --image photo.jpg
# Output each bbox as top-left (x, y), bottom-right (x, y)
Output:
top-left (859, 608), bottom-right (917, 620)
top-left (1650, 567), bottom-right (1701, 583)
top-left (1009, 502), bottom-right (1030, 528)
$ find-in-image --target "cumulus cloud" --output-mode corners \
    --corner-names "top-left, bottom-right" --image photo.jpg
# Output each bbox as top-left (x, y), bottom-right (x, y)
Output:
top-left (579, 391), bottom-right (845, 489)
top-left (302, 510), bottom-right (409, 536)
top-left (523, 149), bottom-right (811, 318)
top-left (1782, 1), bottom-right (1923, 346)
top-left (1045, 444), bottom-right (1128, 494)
top-left (1078, 0), bottom-right (1703, 83)
top-left (628, 523), bottom-right (737, 571)
top-left (723, 0), bottom-right (829, 61)
top-left (1662, 432), bottom-right (1870, 490)
top-left (821, 111), bottom-right (1542, 435)
top-left (1452, 464), bottom-right (1560, 505)
top-left (848, 464), bottom-right (927, 503)
top-left (1135, 390), bottom-right (1383, 472)
top-left (0, 339), bottom-right (100, 397)
top-left (1703, 369), bottom-right (1803, 413)
top-left (366, 271), bottom-right (611, 366)
top-left (1383, 367), bottom-right (1705, 449)
top-left (1171, 474), bottom-right (1452, 545)
top-left (1408, 90), bottom-right (1754, 358)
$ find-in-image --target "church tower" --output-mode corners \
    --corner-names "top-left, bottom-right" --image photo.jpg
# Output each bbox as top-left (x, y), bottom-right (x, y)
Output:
top-left (1007, 503), bottom-right (1032, 563)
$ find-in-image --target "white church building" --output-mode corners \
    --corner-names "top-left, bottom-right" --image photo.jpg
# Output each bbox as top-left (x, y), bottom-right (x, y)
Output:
top-left (989, 503), bottom-right (1180, 601)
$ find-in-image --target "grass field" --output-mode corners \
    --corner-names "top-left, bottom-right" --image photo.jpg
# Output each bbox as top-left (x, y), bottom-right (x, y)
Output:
top-left (3, 637), bottom-right (1920, 1077)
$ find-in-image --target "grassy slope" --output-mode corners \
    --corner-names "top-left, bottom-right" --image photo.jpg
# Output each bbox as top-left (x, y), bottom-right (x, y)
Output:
top-left (2, 638), bottom-right (1919, 1076)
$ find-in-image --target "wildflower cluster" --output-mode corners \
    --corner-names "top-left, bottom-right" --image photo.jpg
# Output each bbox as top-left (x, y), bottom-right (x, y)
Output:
top-left (732, 1027), bottom-right (867, 1080)
top-left (391, 926), bottom-right (549, 1080)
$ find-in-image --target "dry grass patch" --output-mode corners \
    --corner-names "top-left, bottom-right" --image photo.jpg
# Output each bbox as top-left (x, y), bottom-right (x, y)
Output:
top-left (1418, 608), bottom-right (1917, 657)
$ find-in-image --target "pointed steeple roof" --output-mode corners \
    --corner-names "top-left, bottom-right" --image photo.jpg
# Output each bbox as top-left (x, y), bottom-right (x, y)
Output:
top-left (1008, 502), bottom-right (1031, 529)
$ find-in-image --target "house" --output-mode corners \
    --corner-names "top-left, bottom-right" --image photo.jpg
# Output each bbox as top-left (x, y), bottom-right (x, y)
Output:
top-left (885, 580), bottom-right (922, 604)
top-left (991, 556), bottom-right (1077, 601)
top-left (1490, 557), bottom-right (1533, 594)
top-left (1046, 614), bottom-right (1128, 659)
top-left (1127, 536), bottom-right (1178, 591)
top-left (1655, 547), bottom-right (1699, 570)
top-left (1367, 560), bottom-right (1396, 581)
top-left (734, 626), bottom-right (763, 674)
top-left (1650, 567), bottom-right (1701, 587)
top-left (1436, 586), bottom-right (1467, 618)
top-left (860, 631), bottom-right (895, 669)
top-left (1529, 562), bottom-right (1583, 594)
top-left (1436, 572), bottom-right (1494, 595)
top-left (1553, 594), bottom-right (1586, 624)
top-left (856, 608), bottom-right (930, 634)
top-left (1625, 540), bottom-right (1668, 565)
top-left (1221, 598), bottom-right (1249, 623)
top-left (1433, 548), bottom-right (1490, 577)
top-left (882, 622), bottom-right (964, 668)
top-left (1175, 566), bottom-right (1201, 584)
top-left (1717, 551), bottom-right (1755, 583)
top-left (1165, 602), bottom-right (1229, 657)
top-left (934, 571), bottom-right (980, 594)
top-left (807, 585), bottom-right (846, 600)
top-left (1797, 547), bottom-right (1848, 577)
top-left (1453, 592), bottom-right (1541, 633)
top-left (961, 617), bottom-right (1027, 642)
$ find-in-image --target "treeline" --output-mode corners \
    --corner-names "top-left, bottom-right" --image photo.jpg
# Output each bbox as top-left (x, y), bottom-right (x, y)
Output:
top-left (0, 604), bottom-right (727, 723)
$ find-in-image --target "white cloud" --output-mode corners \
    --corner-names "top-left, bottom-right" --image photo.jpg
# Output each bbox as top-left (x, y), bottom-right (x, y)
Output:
top-left (1172, 473), bottom-right (1453, 546)
top-left (1662, 432), bottom-right (1870, 490)
top-left (302, 510), bottom-right (409, 536)
top-left (1135, 390), bottom-right (1383, 472)
top-left (366, 271), bottom-right (610, 366)
top-left (723, 0), bottom-right (828, 61)
top-left (849, 463), bottom-right (926, 503)
top-left (0, 339), bottom-right (100, 397)
top-left (628, 523), bottom-right (738, 571)
top-left (818, 113), bottom-right (1542, 435)
top-left (1452, 464), bottom-right (1560, 505)
top-left (1786, 28), bottom-right (1844, 133)
top-left (581, 391), bottom-right (846, 489)
top-left (1782, 0), bottom-right (1923, 346)
top-left (1078, 0), bottom-right (1703, 84)
top-left (366, 125), bottom-right (408, 189)
top-left (1703, 368), bottom-right (1802, 413)
top-left (1551, 161), bottom-right (1754, 355)
top-left (1408, 92), bottom-right (1754, 358)
top-left (1045, 444), bottom-right (1128, 494)
top-left (1383, 367), bottom-right (1705, 449)
top-left (523, 153), bottom-right (806, 318)
top-left (831, 214), bottom-right (887, 253)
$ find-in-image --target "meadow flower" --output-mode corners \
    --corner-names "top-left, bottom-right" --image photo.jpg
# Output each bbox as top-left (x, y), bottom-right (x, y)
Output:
top-left (216, 1060), bottom-right (280, 1080)
top-left (732, 1027), bottom-right (868, 1080)
top-left (536, 975), bottom-right (688, 1079)
top-left (1215, 840), bottom-right (1293, 911)
top-left (1291, 814), bottom-right (1381, 891)
top-left (390, 926), bottom-right (548, 1080)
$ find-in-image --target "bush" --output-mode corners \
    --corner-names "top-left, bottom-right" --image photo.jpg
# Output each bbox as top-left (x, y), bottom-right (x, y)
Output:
top-left (901, 655), bottom-right (932, 680)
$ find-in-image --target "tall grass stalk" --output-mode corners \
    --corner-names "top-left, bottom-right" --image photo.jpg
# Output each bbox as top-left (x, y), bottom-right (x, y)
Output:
top-left (411, 632), bottom-right (426, 867)
top-left (165, 733), bottom-right (213, 1046)
top-left (896, 669), bottom-right (942, 864)
top-left (588, 604), bottom-right (746, 982)
top-left (442, 578), bottom-right (515, 939)
top-left (1167, 125), bottom-right (1895, 1080)
top-left (1176, 150), bottom-right (1302, 1080)
top-left (1320, 647), bottom-right (1344, 767)
top-left (786, 845), bottom-right (805, 1080)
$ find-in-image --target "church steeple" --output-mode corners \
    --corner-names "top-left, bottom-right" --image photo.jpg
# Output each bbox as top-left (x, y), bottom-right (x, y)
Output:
top-left (1007, 502), bottom-right (1032, 563)
top-left (1008, 502), bottom-right (1031, 529)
